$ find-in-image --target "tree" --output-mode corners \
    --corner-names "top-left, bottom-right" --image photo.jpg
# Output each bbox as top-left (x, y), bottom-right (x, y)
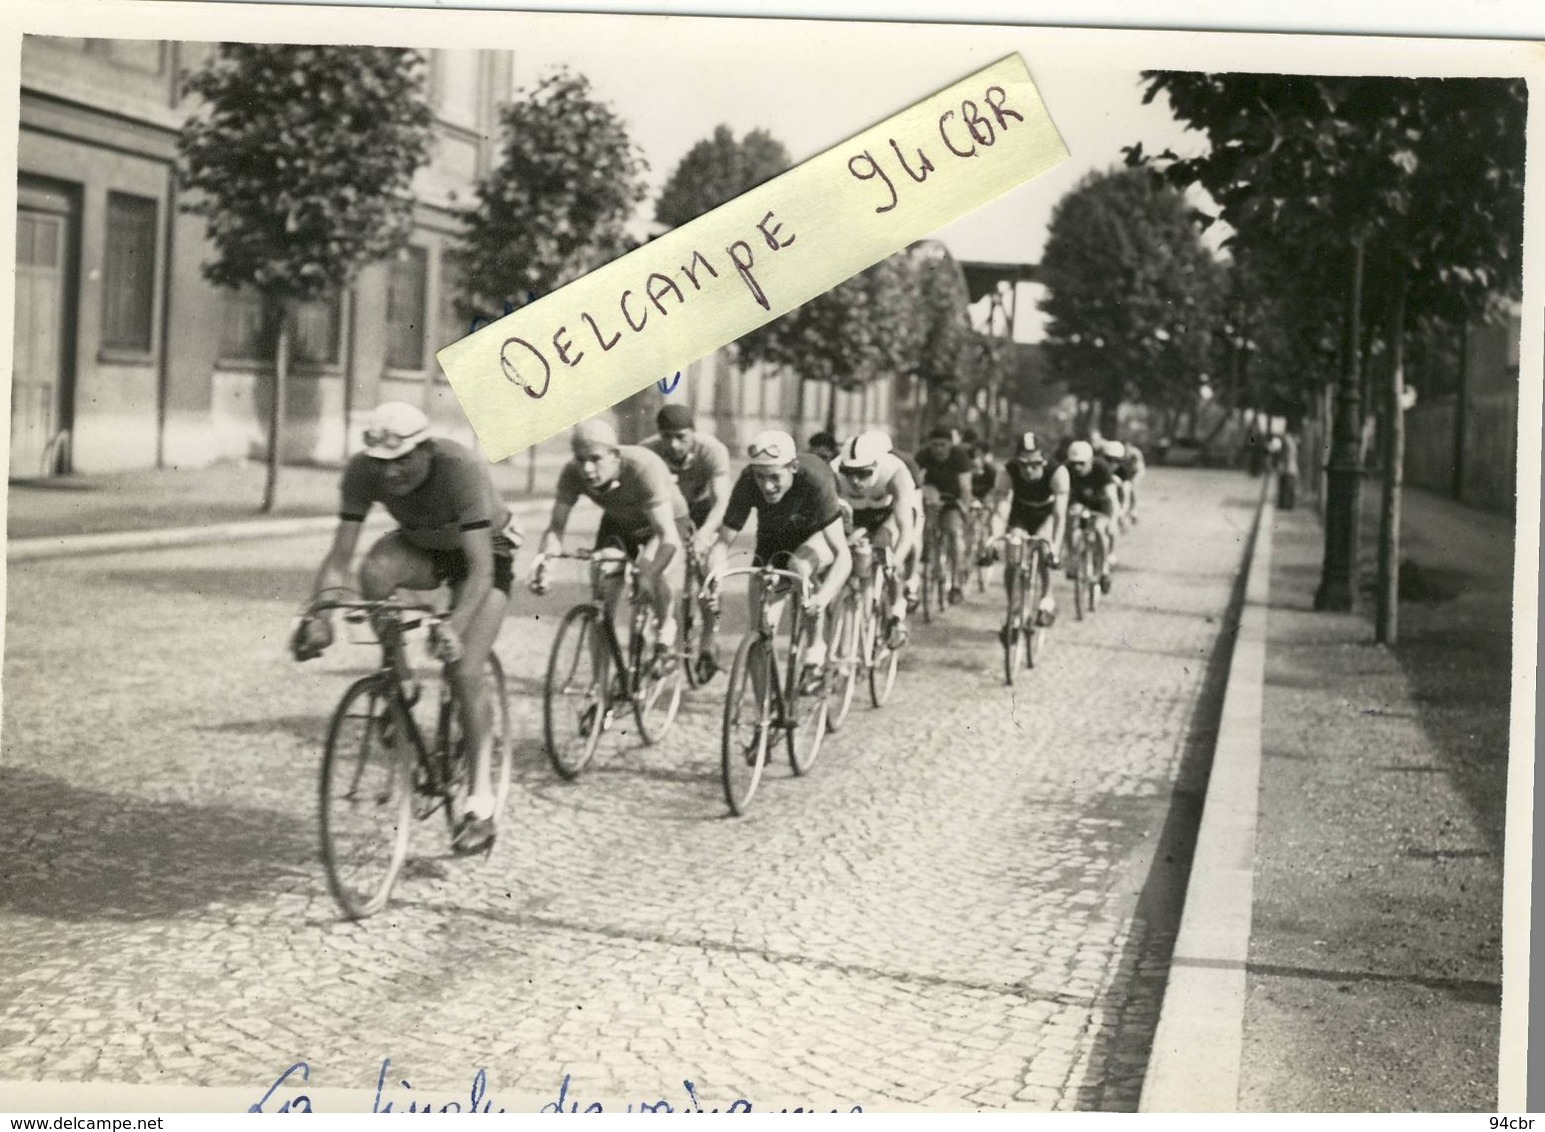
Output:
top-left (655, 125), bottom-right (791, 230)
top-left (1038, 167), bottom-right (1226, 438)
top-left (1136, 74), bottom-right (1526, 636)
top-left (179, 44), bottom-right (434, 511)
top-left (456, 69), bottom-right (648, 319)
top-left (908, 242), bottom-right (977, 437)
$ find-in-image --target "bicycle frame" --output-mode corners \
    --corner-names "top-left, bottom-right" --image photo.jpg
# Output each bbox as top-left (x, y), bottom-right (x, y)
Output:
top-left (534, 550), bottom-right (649, 701)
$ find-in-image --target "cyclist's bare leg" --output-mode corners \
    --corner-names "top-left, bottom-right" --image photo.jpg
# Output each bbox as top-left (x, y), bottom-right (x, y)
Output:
top-left (700, 541), bottom-right (728, 660)
top-left (446, 584), bottom-right (509, 817)
top-left (943, 506), bottom-right (967, 597)
top-left (638, 534), bottom-right (683, 651)
top-left (746, 573), bottom-right (790, 702)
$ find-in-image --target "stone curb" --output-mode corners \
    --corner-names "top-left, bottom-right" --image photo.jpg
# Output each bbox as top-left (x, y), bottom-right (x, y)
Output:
top-left (7, 498), bottom-right (558, 563)
top-left (1139, 477), bottom-right (1276, 1113)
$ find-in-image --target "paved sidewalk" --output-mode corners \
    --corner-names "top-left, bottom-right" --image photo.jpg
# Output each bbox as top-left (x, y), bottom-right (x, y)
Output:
top-left (1237, 486), bottom-right (1512, 1110)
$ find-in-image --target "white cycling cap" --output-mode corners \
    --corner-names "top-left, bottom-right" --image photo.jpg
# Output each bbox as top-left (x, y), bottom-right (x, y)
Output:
top-left (362, 402), bottom-right (430, 459)
top-left (571, 418), bottom-right (619, 450)
top-left (1067, 440), bottom-right (1095, 463)
top-left (747, 430), bottom-right (797, 466)
top-left (840, 431), bottom-right (892, 469)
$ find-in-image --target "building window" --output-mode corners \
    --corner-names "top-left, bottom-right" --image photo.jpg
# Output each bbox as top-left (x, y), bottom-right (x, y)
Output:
top-left (219, 287), bottom-right (343, 367)
top-left (432, 49), bottom-right (482, 129)
top-left (387, 246), bottom-right (428, 371)
top-left (102, 192), bottom-right (157, 353)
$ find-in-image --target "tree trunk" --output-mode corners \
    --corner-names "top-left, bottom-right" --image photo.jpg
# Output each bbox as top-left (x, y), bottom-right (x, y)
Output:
top-left (795, 373), bottom-right (808, 434)
top-left (1375, 270), bottom-right (1408, 645)
top-left (260, 295), bottom-right (292, 514)
top-left (825, 384), bottom-right (839, 435)
top-left (1315, 235), bottom-right (1366, 612)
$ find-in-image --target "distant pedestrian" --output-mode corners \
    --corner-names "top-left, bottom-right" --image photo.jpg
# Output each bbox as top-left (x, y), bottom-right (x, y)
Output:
top-left (1275, 432), bottom-right (1300, 510)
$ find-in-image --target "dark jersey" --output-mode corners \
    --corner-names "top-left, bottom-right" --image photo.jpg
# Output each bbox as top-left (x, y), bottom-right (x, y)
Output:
top-left (723, 452), bottom-right (842, 561)
top-left (340, 438), bottom-right (512, 553)
top-left (640, 432), bottom-right (731, 509)
top-left (914, 444), bottom-right (974, 499)
top-left (970, 461), bottom-right (999, 502)
top-left (1068, 456), bottom-right (1117, 513)
top-left (1003, 460), bottom-right (1064, 532)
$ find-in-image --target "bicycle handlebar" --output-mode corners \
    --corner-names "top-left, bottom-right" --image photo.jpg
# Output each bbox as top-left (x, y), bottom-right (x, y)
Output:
top-left (307, 596), bottom-right (445, 624)
top-left (701, 563), bottom-right (812, 602)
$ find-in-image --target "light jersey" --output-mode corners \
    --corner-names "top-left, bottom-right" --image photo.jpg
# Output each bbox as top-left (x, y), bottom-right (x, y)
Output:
top-left (639, 431), bottom-right (731, 508)
top-left (554, 445), bottom-right (689, 530)
top-left (829, 451), bottom-right (915, 520)
top-left (339, 438), bottom-right (511, 553)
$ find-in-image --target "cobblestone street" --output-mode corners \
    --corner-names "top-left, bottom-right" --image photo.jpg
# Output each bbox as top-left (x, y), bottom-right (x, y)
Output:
top-left (1, 468), bottom-right (1259, 1111)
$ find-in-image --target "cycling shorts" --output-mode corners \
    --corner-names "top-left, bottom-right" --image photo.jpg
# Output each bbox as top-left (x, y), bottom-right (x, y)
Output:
top-left (595, 512), bottom-right (694, 559)
top-left (424, 545), bottom-right (515, 596)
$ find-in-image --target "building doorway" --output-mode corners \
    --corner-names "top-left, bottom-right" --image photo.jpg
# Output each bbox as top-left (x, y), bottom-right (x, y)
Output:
top-left (13, 178), bottom-right (79, 479)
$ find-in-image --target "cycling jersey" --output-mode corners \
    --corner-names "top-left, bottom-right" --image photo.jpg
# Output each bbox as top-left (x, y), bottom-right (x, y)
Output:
top-left (340, 438), bottom-right (514, 554)
top-left (970, 461), bottom-right (999, 503)
top-left (1068, 456), bottom-right (1118, 515)
top-left (640, 432), bottom-right (731, 517)
top-left (556, 445), bottom-right (690, 554)
top-left (914, 444), bottom-right (974, 501)
top-left (1001, 459), bottom-right (1067, 532)
top-left (723, 452), bottom-right (843, 566)
top-left (831, 451), bottom-right (915, 534)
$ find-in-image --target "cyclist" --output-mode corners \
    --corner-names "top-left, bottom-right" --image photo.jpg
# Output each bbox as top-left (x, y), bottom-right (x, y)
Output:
top-left (536, 418), bottom-right (690, 670)
top-left (714, 429), bottom-right (852, 688)
top-left (966, 437), bottom-right (999, 568)
top-left (1063, 439), bottom-right (1121, 594)
top-left (990, 431), bottom-right (1069, 636)
top-left (292, 401), bottom-right (518, 856)
top-left (832, 430), bottom-right (919, 649)
top-left (1121, 441), bottom-right (1146, 523)
top-left (912, 425), bottom-right (974, 605)
top-left (807, 430), bottom-right (841, 464)
top-left (641, 403), bottom-right (733, 679)
top-left (1104, 440), bottom-right (1133, 528)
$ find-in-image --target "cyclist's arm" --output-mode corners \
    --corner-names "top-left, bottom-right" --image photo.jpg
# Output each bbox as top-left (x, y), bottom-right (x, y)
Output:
top-left (812, 516), bottom-right (852, 609)
top-left (1103, 481), bottom-right (1122, 518)
top-left (540, 499), bottom-right (574, 558)
top-left (989, 466), bottom-right (1013, 535)
top-left (1050, 467), bottom-right (1071, 552)
top-left (638, 499), bottom-right (681, 580)
top-left (892, 465), bottom-right (918, 555)
top-left (697, 469), bottom-right (734, 543)
top-left (309, 519), bottom-right (365, 620)
top-left (953, 469), bottom-right (974, 505)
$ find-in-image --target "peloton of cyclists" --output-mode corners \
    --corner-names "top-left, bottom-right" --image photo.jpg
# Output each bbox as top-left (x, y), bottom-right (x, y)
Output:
top-left (292, 401), bottom-right (519, 856)
top-left (713, 429), bottom-right (852, 690)
top-left (988, 430), bottom-right (1070, 636)
top-left (831, 430), bottom-right (920, 650)
top-left (641, 403), bottom-right (733, 680)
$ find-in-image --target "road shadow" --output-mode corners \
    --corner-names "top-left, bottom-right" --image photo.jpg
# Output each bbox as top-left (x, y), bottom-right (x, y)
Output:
top-left (0, 765), bottom-right (317, 922)
top-left (98, 565), bottom-right (316, 603)
top-left (1066, 496), bottom-right (1258, 1111)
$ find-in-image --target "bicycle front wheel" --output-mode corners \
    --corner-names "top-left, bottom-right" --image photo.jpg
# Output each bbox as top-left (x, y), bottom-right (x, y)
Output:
top-left (1003, 564), bottom-right (1026, 686)
top-left (722, 635), bottom-right (772, 816)
top-left (544, 604), bottom-right (608, 780)
top-left (320, 676), bottom-right (413, 920)
top-left (785, 616), bottom-right (829, 776)
top-left (1073, 540), bottom-right (1089, 621)
top-left (826, 590), bottom-right (860, 732)
top-left (632, 605), bottom-right (685, 745)
top-left (1026, 548), bottom-right (1048, 669)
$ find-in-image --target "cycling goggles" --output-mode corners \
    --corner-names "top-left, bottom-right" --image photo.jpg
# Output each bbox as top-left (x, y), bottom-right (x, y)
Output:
top-left (749, 441), bottom-right (790, 460)
top-left (363, 426), bottom-right (426, 454)
top-left (840, 464), bottom-right (877, 479)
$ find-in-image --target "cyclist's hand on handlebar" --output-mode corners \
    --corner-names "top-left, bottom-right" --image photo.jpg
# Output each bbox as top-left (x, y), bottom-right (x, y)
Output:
top-left (529, 560), bottom-right (552, 596)
top-left (1048, 550), bottom-right (1061, 570)
top-left (430, 623), bottom-right (464, 666)
top-left (290, 615), bottom-right (333, 662)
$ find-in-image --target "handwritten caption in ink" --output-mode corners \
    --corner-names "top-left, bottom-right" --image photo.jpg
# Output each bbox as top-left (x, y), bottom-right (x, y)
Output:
top-left (250, 1059), bottom-right (864, 1113)
top-left (435, 53), bottom-right (1067, 463)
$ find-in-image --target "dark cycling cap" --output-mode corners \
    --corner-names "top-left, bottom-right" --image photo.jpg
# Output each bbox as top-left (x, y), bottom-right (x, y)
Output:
top-left (657, 403), bottom-right (695, 432)
top-left (1016, 430), bottom-right (1042, 455)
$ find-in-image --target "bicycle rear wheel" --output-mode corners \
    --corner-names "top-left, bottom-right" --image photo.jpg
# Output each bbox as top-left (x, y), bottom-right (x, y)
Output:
top-left (680, 565), bottom-right (709, 689)
top-left (722, 635), bottom-right (772, 816)
top-left (826, 590), bottom-right (860, 732)
top-left (1073, 538), bottom-right (1088, 621)
top-left (632, 604), bottom-right (685, 744)
top-left (1086, 541), bottom-right (1102, 614)
top-left (785, 614), bottom-right (829, 776)
top-left (544, 604), bottom-right (608, 779)
top-left (320, 676), bottom-right (413, 920)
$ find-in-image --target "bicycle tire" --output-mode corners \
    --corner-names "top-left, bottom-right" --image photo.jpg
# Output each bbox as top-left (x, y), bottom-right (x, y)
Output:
top-left (722, 635), bottom-right (772, 816)
top-left (1073, 536), bottom-right (1088, 621)
top-left (1026, 546), bottom-right (1047, 669)
top-left (632, 603), bottom-right (685, 745)
top-left (826, 590), bottom-right (860, 732)
top-left (1086, 539), bottom-right (1102, 615)
top-left (1003, 561), bottom-right (1025, 686)
top-left (544, 604), bottom-right (608, 780)
top-left (785, 611), bottom-right (829, 776)
top-left (680, 567), bottom-right (708, 689)
top-left (919, 535), bottom-right (934, 624)
top-left (320, 675), bottom-right (413, 920)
